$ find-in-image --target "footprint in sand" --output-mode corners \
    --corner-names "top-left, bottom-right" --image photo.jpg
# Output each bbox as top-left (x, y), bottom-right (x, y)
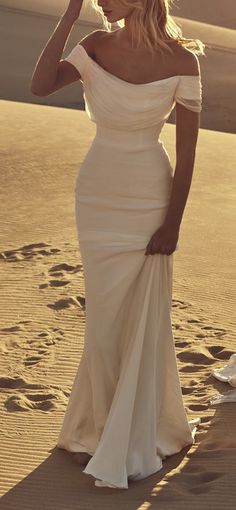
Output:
top-left (24, 351), bottom-right (53, 368)
top-left (181, 379), bottom-right (208, 396)
top-left (0, 324), bottom-right (26, 352)
top-left (208, 345), bottom-right (235, 360)
top-left (177, 342), bottom-right (235, 373)
top-left (47, 295), bottom-right (85, 311)
top-left (181, 386), bottom-right (195, 395)
top-left (76, 295), bottom-right (86, 308)
top-left (27, 331), bottom-right (61, 349)
top-left (5, 391), bottom-right (67, 412)
top-left (188, 403), bottom-right (209, 411)
top-left (172, 299), bottom-right (228, 346)
top-left (198, 415), bottom-right (212, 423)
top-left (172, 304), bottom-right (231, 373)
top-left (0, 243), bottom-right (61, 262)
top-left (177, 348), bottom-right (216, 365)
top-left (48, 263), bottom-right (82, 275)
top-left (179, 364), bottom-right (206, 373)
top-left (196, 328), bottom-right (227, 340)
top-left (187, 318), bottom-right (201, 324)
top-left (175, 341), bottom-right (190, 348)
top-left (39, 328), bottom-right (64, 340)
top-left (23, 329), bottom-right (65, 368)
top-left (40, 262), bottom-right (82, 289)
top-left (172, 299), bottom-right (191, 310)
top-left (0, 338), bottom-right (22, 353)
top-left (0, 321), bottom-right (63, 368)
top-left (0, 324), bottom-right (25, 334)
top-left (0, 323), bottom-right (30, 352)
top-left (0, 375), bottom-right (49, 390)
top-left (39, 280), bottom-right (71, 289)
top-left (0, 375), bottom-right (69, 412)
top-left (202, 325), bottom-right (226, 332)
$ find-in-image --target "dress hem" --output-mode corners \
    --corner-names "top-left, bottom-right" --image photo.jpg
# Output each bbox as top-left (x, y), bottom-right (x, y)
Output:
top-left (56, 417), bottom-right (201, 489)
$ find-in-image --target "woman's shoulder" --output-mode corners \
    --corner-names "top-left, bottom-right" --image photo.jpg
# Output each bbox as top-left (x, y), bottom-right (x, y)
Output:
top-left (78, 29), bottom-right (108, 58)
top-left (169, 42), bottom-right (200, 76)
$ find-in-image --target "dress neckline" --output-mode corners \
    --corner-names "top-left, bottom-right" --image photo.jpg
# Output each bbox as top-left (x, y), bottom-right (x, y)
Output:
top-left (79, 44), bottom-right (200, 88)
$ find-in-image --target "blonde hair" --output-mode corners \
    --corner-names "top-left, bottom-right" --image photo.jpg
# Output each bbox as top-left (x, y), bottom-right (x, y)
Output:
top-left (90, 0), bottom-right (205, 56)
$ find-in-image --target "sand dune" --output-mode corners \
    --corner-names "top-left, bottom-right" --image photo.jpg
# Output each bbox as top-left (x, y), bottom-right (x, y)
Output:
top-left (168, 17), bottom-right (236, 134)
top-left (172, 0), bottom-right (236, 30)
top-left (3, 0), bottom-right (236, 29)
top-left (175, 16), bottom-right (236, 51)
top-left (0, 100), bottom-right (236, 505)
top-left (0, 1), bottom-right (93, 20)
top-left (1, 5), bottom-right (236, 134)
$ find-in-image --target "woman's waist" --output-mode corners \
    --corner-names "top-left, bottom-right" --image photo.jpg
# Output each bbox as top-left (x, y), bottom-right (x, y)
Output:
top-left (93, 124), bottom-right (164, 150)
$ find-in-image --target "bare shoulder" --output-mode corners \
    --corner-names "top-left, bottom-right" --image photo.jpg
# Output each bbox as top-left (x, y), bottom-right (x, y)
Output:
top-left (169, 41), bottom-right (200, 76)
top-left (79, 29), bottom-right (107, 58)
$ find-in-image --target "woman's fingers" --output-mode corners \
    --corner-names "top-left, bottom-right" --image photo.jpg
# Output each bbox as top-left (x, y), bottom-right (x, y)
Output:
top-left (145, 237), bottom-right (174, 255)
top-left (149, 233), bottom-right (162, 254)
top-left (145, 225), bottom-right (178, 255)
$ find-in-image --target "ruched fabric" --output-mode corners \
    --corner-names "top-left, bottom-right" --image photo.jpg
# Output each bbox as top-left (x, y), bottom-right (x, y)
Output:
top-left (174, 75), bottom-right (202, 112)
top-left (63, 42), bottom-right (88, 80)
top-left (57, 42), bottom-right (202, 489)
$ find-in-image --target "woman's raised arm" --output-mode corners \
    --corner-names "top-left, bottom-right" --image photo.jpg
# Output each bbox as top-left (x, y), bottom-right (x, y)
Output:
top-left (30, 0), bottom-right (84, 96)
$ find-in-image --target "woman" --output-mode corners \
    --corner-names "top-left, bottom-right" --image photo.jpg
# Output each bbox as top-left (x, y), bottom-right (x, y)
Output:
top-left (30, 0), bottom-right (205, 489)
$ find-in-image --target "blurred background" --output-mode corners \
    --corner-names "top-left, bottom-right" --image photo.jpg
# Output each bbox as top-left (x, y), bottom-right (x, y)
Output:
top-left (0, 0), bottom-right (236, 132)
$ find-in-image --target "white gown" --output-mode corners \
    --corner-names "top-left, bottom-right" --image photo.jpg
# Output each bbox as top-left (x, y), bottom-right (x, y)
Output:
top-left (56, 42), bottom-right (203, 489)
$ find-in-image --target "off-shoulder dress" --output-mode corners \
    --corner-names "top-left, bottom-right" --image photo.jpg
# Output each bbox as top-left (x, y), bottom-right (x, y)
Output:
top-left (56, 42), bottom-right (203, 489)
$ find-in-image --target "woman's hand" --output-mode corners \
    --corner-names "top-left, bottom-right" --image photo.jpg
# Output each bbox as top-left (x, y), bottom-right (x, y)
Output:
top-left (64, 0), bottom-right (84, 22)
top-left (145, 223), bottom-right (179, 256)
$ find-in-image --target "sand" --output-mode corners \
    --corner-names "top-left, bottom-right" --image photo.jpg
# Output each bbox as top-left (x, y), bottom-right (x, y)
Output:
top-left (3, 0), bottom-right (236, 29)
top-left (168, 17), bottom-right (236, 134)
top-left (172, 0), bottom-right (236, 30)
top-left (0, 99), bottom-right (235, 507)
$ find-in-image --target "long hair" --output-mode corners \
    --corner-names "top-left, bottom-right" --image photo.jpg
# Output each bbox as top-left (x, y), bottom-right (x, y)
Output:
top-left (90, 0), bottom-right (205, 56)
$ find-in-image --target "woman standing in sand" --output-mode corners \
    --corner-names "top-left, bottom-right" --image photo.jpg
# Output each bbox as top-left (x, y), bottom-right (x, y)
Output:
top-left (31, 0), bottom-right (204, 489)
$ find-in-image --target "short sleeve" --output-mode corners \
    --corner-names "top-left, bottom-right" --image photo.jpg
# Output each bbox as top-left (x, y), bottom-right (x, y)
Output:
top-left (174, 75), bottom-right (202, 112)
top-left (63, 43), bottom-right (88, 81)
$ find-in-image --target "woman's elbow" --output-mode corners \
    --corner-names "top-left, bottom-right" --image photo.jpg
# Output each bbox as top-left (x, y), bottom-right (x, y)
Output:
top-left (30, 88), bottom-right (45, 97)
top-left (29, 82), bottom-right (50, 97)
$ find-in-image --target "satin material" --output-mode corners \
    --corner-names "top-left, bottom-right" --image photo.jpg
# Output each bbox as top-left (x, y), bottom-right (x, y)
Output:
top-left (57, 43), bottom-right (202, 488)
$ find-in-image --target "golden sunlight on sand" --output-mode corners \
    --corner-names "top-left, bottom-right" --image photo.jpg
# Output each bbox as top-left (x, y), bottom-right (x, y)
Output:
top-left (0, 100), bottom-right (235, 505)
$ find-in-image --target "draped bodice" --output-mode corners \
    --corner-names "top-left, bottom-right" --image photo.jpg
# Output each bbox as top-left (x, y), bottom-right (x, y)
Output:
top-left (64, 42), bottom-right (202, 148)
